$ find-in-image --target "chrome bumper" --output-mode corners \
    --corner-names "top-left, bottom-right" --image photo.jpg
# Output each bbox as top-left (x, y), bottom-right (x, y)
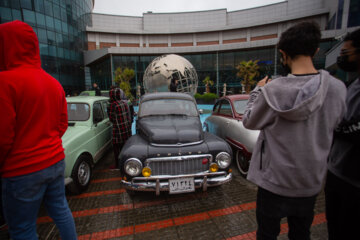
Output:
top-left (121, 171), bottom-right (232, 195)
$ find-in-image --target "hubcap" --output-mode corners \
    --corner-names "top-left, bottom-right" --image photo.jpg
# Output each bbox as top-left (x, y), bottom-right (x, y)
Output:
top-left (78, 161), bottom-right (90, 186)
top-left (236, 150), bottom-right (249, 175)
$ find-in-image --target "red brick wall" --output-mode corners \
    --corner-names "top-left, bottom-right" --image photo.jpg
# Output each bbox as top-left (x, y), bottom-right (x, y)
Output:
top-left (172, 42), bottom-right (193, 47)
top-left (223, 38), bottom-right (247, 44)
top-left (149, 43), bottom-right (168, 47)
top-left (120, 43), bottom-right (140, 47)
top-left (99, 42), bottom-right (116, 48)
top-left (197, 41), bottom-right (219, 46)
top-left (250, 34), bottom-right (278, 41)
top-left (88, 42), bottom-right (96, 50)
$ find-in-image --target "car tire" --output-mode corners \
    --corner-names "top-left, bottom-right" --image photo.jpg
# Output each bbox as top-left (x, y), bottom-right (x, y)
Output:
top-left (235, 149), bottom-right (249, 177)
top-left (67, 155), bottom-right (92, 195)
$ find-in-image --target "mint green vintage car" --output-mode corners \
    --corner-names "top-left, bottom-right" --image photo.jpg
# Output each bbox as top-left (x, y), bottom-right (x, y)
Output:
top-left (63, 96), bottom-right (112, 194)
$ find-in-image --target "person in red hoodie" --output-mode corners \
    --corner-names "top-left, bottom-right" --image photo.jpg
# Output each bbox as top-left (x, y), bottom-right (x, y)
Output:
top-left (0, 21), bottom-right (77, 239)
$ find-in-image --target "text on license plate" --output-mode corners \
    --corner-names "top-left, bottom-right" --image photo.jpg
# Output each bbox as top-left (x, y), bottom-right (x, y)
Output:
top-left (169, 177), bottom-right (195, 194)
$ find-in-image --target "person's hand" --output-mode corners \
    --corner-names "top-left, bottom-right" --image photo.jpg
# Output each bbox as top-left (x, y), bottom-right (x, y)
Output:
top-left (257, 76), bottom-right (271, 87)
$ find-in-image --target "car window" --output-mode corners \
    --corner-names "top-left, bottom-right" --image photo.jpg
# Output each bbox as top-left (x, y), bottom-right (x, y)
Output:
top-left (218, 100), bottom-right (233, 116)
top-left (67, 103), bottom-right (90, 121)
top-left (233, 100), bottom-right (248, 114)
top-left (101, 101), bottom-right (109, 118)
top-left (139, 99), bottom-right (198, 117)
top-left (79, 92), bottom-right (90, 96)
top-left (213, 101), bottom-right (220, 113)
top-left (93, 102), bottom-right (104, 123)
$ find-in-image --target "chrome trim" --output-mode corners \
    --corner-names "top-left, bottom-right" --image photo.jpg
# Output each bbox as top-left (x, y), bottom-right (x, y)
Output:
top-left (215, 152), bottom-right (232, 169)
top-left (150, 140), bottom-right (204, 147)
top-left (145, 154), bottom-right (212, 164)
top-left (124, 158), bottom-right (143, 176)
top-left (121, 171), bottom-right (232, 195)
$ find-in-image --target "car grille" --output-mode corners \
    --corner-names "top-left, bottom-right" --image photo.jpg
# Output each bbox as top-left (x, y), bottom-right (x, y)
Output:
top-left (145, 154), bottom-right (212, 176)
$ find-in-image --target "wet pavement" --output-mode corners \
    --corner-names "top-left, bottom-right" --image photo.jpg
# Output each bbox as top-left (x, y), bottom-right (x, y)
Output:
top-left (0, 150), bottom-right (328, 240)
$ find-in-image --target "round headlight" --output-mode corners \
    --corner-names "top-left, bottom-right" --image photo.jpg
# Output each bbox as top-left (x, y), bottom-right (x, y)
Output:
top-left (124, 158), bottom-right (143, 176)
top-left (215, 152), bottom-right (231, 169)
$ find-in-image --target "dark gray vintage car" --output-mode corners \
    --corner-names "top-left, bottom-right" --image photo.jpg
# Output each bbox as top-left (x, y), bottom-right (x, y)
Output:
top-left (119, 92), bottom-right (232, 195)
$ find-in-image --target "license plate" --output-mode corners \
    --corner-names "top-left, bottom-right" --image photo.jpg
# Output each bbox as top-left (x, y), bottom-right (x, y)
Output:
top-left (169, 177), bottom-right (195, 194)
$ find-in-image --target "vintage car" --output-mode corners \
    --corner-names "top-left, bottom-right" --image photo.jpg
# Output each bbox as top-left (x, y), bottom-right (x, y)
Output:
top-left (204, 95), bottom-right (259, 177)
top-left (119, 92), bottom-right (233, 195)
top-left (63, 96), bottom-right (112, 194)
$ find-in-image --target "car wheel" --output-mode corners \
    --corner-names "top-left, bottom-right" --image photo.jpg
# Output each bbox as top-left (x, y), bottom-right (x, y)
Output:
top-left (235, 149), bottom-right (249, 177)
top-left (67, 155), bottom-right (92, 195)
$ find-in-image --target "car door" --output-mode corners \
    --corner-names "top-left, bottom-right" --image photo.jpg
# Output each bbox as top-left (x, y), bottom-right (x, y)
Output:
top-left (216, 99), bottom-right (234, 139)
top-left (101, 100), bottom-right (112, 144)
top-left (92, 101), bottom-right (109, 162)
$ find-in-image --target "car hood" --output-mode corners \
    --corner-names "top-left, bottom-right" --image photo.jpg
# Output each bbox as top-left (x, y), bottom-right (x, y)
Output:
top-left (137, 115), bottom-right (203, 145)
top-left (61, 125), bottom-right (88, 148)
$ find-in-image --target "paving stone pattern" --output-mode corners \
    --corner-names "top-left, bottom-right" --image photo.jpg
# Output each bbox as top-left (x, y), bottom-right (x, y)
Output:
top-left (0, 150), bottom-right (328, 240)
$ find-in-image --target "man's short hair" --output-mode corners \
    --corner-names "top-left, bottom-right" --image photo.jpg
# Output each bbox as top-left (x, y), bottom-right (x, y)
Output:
top-left (344, 28), bottom-right (360, 51)
top-left (277, 22), bottom-right (321, 58)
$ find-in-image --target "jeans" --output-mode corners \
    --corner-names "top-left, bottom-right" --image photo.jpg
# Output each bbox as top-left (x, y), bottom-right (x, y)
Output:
top-left (256, 187), bottom-right (317, 240)
top-left (325, 171), bottom-right (360, 240)
top-left (2, 160), bottom-right (77, 240)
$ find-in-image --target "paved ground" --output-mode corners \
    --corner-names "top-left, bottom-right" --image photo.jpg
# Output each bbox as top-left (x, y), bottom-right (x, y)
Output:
top-left (0, 150), bottom-right (328, 240)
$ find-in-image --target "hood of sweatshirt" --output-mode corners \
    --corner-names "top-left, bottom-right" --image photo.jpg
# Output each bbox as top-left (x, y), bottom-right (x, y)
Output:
top-left (0, 20), bottom-right (41, 71)
top-left (110, 87), bottom-right (128, 103)
top-left (261, 70), bottom-right (330, 121)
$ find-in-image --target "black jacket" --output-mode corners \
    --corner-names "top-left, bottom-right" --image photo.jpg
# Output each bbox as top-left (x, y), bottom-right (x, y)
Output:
top-left (328, 78), bottom-right (360, 188)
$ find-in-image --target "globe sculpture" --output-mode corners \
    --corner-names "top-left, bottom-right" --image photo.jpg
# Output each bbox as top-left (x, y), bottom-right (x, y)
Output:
top-left (143, 54), bottom-right (198, 95)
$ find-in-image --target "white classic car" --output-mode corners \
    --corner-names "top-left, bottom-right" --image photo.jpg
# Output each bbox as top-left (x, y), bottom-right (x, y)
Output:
top-left (204, 95), bottom-right (259, 177)
top-left (63, 96), bottom-right (112, 194)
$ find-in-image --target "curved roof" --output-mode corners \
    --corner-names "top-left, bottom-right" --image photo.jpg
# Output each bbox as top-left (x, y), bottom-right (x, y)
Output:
top-left (140, 92), bottom-right (195, 102)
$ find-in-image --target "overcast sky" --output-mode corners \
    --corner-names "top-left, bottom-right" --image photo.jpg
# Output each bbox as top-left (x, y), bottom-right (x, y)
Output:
top-left (93, 0), bottom-right (285, 16)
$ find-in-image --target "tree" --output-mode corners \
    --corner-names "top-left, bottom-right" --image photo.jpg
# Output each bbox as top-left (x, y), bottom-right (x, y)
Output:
top-left (236, 60), bottom-right (260, 93)
top-left (202, 76), bottom-right (214, 93)
top-left (114, 67), bottom-right (135, 100)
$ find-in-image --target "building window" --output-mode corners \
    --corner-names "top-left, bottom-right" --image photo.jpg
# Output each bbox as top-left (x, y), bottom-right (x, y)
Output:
top-left (34, 0), bottom-right (44, 13)
top-left (36, 12), bottom-right (46, 27)
top-left (348, 0), bottom-right (360, 27)
top-left (23, 9), bottom-right (36, 26)
top-left (0, 7), bottom-right (12, 22)
top-left (20, 0), bottom-right (32, 10)
top-left (336, 0), bottom-right (344, 29)
top-left (12, 9), bottom-right (22, 21)
top-left (326, 14), bottom-right (336, 30)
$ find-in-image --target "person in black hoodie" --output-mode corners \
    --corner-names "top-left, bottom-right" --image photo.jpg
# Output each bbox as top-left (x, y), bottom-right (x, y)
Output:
top-left (93, 82), bottom-right (101, 96)
top-left (325, 28), bottom-right (360, 240)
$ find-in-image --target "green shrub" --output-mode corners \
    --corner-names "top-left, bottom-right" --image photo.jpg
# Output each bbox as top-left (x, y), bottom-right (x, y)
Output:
top-left (194, 92), bottom-right (218, 103)
top-left (202, 93), bottom-right (218, 101)
top-left (194, 93), bottom-right (203, 99)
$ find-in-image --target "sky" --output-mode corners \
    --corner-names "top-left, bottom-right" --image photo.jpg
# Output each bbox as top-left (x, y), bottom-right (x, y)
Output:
top-left (93, 0), bottom-right (285, 16)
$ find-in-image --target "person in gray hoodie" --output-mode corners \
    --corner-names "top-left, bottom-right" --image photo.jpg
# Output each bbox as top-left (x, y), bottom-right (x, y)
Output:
top-left (325, 28), bottom-right (360, 240)
top-left (243, 22), bottom-right (347, 240)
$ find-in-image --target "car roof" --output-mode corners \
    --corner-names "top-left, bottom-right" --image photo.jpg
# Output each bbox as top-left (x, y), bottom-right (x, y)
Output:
top-left (141, 92), bottom-right (195, 102)
top-left (66, 96), bottom-right (109, 103)
top-left (222, 94), bottom-right (250, 101)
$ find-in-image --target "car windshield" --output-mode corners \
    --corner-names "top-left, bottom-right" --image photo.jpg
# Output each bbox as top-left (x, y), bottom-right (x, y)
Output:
top-left (67, 103), bottom-right (90, 121)
top-left (233, 100), bottom-right (248, 114)
top-left (139, 99), bottom-right (198, 117)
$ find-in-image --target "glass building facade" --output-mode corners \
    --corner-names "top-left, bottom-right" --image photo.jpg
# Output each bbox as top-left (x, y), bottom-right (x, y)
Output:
top-left (0, 0), bottom-right (93, 95)
top-left (89, 40), bottom-right (338, 96)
